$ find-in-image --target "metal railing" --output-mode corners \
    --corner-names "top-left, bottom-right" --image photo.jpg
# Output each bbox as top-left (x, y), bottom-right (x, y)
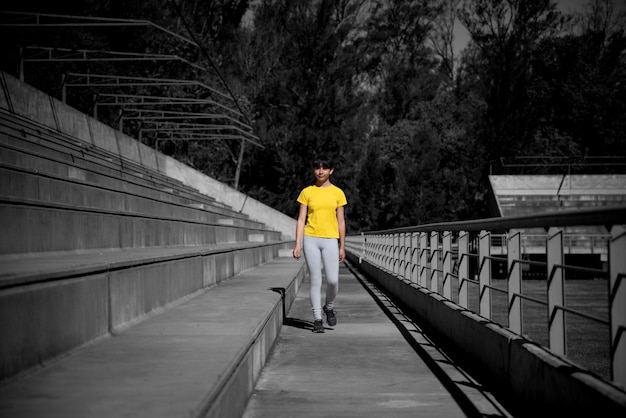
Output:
top-left (345, 205), bottom-right (626, 388)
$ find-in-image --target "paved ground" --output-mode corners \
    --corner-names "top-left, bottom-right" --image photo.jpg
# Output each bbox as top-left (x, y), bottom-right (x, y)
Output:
top-left (242, 260), bottom-right (513, 418)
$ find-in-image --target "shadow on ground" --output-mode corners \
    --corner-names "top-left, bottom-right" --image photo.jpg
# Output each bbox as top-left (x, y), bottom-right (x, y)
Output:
top-left (283, 317), bottom-right (313, 330)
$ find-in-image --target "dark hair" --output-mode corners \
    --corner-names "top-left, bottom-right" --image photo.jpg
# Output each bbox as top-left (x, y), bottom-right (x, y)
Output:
top-left (311, 157), bottom-right (334, 169)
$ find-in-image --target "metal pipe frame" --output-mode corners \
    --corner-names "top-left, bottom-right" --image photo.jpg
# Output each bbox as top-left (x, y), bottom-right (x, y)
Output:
top-left (346, 205), bottom-right (626, 387)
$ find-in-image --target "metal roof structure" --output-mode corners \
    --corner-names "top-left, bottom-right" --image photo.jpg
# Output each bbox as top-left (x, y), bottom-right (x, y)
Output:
top-left (0, 10), bottom-right (262, 188)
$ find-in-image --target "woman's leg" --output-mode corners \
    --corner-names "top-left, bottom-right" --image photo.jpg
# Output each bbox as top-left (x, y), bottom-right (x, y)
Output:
top-left (320, 238), bottom-right (339, 310)
top-left (303, 236), bottom-right (323, 320)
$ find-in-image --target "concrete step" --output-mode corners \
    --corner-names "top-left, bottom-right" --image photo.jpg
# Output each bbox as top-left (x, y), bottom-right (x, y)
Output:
top-left (0, 257), bottom-right (306, 418)
top-left (490, 175), bottom-right (626, 195)
top-left (0, 121), bottom-right (228, 213)
top-left (0, 198), bottom-right (281, 255)
top-left (0, 165), bottom-right (267, 231)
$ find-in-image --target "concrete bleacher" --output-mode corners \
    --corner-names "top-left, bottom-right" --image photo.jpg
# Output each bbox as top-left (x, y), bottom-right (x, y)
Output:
top-left (488, 174), bottom-right (626, 260)
top-left (489, 174), bottom-right (626, 217)
top-left (0, 71), bottom-right (295, 241)
top-left (0, 112), bottom-right (277, 254)
top-left (0, 71), bottom-right (305, 416)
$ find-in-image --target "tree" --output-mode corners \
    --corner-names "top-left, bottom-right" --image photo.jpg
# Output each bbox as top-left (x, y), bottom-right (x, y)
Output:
top-left (458, 0), bottom-right (567, 160)
top-left (6, 0), bottom-right (624, 231)
top-left (520, 0), bottom-right (626, 160)
top-left (429, 0), bottom-right (462, 82)
top-left (353, 0), bottom-right (443, 124)
top-left (235, 0), bottom-right (372, 217)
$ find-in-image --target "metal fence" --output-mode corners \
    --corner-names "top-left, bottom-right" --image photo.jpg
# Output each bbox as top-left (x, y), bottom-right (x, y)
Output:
top-left (345, 205), bottom-right (626, 388)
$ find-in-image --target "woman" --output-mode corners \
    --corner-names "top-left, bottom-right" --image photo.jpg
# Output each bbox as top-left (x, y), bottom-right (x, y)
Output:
top-left (293, 157), bottom-right (347, 333)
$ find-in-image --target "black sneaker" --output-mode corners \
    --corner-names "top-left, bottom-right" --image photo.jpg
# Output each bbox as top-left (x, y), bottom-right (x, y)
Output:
top-left (323, 306), bottom-right (337, 326)
top-left (313, 319), bottom-right (325, 333)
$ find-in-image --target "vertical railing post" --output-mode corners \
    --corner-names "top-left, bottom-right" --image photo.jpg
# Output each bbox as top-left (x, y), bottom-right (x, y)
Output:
top-left (376, 234), bottom-right (382, 269)
top-left (443, 231), bottom-right (452, 300)
top-left (411, 232), bottom-right (419, 284)
top-left (609, 225), bottom-right (626, 387)
top-left (378, 234), bottom-right (384, 268)
top-left (392, 234), bottom-right (399, 275)
top-left (400, 233), bottom-right (406, 279)
top-left (370, 235), bottom-right (376, 266)
top-left (508, 232), bottom-right (522, 334)
top-left (386, 234), bottom-right (393, 272)
top-left (397, 233), bottom-right (403, 277)
top-left (380, 234), bottom-right (386, 269)
top-left (430, 232), bottom-right (440, 293)
top-left (380, 234), bottom-right (386, 270)
top-left (547, 227), bottom-right (566, 356)
top-left (372, 235), bottom-right (380, 267)
top-left (458, 231), bottom-right (469, 308)
top-left (479, 230), bottom-right (491, 319)
top-left (378, 234), bottom-right (383, 268)
top-left (400, 233), bottom-right (405, 279)
top-left (397, 233), bottom-right (403, 276)
top-left (390, 234), bottom-right (395, 272)
top-left (360, 232), bottom-right (365, 264)
top-left (403, 233), bottom-right (410, 280)
top-left (373, 235), bottom-right (378, 265)
top-left (419, 232), bottom-right (429, 287)
top-left (377, 234), bottom-right (384, 268)
top-left (389, 234), bottom-right (394, 272)
top-left (387, 234), bottom-right (391, 269)
top-left (376, 235), bottom-right (380, 267)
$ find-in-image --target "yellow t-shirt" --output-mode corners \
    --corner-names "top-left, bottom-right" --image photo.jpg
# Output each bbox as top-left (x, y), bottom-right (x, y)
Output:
top-left (297, 184), bottom-right (347, 238)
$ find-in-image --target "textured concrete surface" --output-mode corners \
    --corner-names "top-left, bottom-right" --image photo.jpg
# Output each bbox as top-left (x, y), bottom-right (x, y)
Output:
top-left (242, 260), bottom-right (512, 418)
top-left (0, 257), bottom-right (305, 418)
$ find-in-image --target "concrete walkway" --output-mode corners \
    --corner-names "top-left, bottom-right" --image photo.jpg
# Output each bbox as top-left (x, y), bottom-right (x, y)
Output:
top-left (243, 260), bottom-right (513, 418)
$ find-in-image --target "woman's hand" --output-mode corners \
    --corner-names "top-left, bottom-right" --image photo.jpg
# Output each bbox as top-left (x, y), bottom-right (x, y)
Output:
top-left (293, 247), bottom-right (301, 259)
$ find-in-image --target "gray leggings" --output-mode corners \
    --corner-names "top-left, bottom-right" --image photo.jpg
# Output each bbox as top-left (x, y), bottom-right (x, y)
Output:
top-left (303, 235), bottom-right (339, 320)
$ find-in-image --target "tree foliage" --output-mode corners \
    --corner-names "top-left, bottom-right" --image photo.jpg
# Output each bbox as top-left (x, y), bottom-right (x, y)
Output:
top-left (2, 0), bottom-right (625, 232)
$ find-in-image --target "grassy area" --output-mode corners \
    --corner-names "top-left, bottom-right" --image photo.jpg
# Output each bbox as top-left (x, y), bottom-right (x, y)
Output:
top-left (447, 278), bottom-right (611, 381)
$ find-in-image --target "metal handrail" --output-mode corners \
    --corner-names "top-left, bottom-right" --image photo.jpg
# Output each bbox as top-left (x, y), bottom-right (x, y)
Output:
top-left (345, 206), bottom-right (626, 387)
top-left (356, 205), bottom-right (626, 234)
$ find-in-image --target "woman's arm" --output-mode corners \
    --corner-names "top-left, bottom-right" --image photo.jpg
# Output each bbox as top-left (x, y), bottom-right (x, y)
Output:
top-left (293, 203), bottom-right (308, 259)
top-left (336, 205), bottom-right (346, 262)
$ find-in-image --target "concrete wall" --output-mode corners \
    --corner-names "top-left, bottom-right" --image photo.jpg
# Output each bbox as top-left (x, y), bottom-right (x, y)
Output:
top-left (346, 252), bottom-right (626, 416)
top-left (0, 71), bottom-right (296, 240)
top-left (158, 156), bottom-right (297, 240)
